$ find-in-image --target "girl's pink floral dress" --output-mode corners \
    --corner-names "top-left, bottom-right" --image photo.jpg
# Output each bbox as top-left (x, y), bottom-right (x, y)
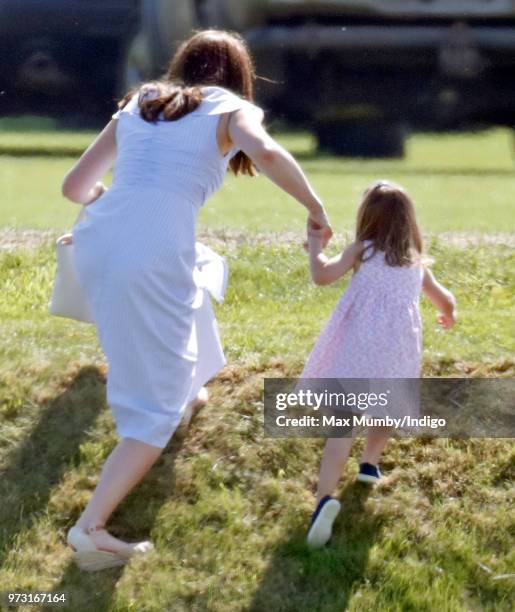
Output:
top-left (301, 241), bottom-right (424, 380)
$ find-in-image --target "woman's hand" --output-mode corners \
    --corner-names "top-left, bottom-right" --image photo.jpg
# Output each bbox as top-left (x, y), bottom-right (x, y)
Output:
top-left (84, 181), bottom-right (107, 205)
top-left (307, 208), bottom-right (333, 248)
top-left (59, 233), bottom-right (74, 245)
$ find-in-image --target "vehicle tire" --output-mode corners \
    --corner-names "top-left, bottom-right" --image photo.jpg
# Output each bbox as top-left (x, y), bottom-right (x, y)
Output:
top-left (204, 0), bottom-right (266, 30)
top-left (315, 120), bottom-right (406, 158)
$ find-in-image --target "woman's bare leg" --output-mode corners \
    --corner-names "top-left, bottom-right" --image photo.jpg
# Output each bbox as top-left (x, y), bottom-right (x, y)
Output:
top-left (73, 437), bottom-right (162, 553)
top-left (71, 388), bottom-right (209, 553)
top-left (316, 437), bottom-right (354, 503)
top-left (360, 427), bottom-right (390, 466)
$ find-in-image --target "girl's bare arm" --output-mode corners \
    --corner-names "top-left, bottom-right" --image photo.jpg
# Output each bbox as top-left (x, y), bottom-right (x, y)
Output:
top-left (227, 107), bottom-right (332, 237)
top-left (422, 267), bottom-right (457, 329)
top-left (308, 237), bottom-right (363, 286)
top-left (61, 119), bottom-right (118, 204)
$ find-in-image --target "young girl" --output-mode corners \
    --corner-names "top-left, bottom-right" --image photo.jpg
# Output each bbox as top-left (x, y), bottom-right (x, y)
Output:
top-left (303, 180), bottom-right (456, 548)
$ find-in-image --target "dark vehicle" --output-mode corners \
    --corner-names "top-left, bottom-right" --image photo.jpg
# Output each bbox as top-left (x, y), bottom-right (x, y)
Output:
top-left (0, 0), bottom-right (139, 123)
top-left (125, 0), bottom-right (515, 157)
top-left (4, 1), bottom-right (515, 156)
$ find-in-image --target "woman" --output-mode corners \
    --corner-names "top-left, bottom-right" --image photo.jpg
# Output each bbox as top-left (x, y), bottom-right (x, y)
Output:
top-left (62, 30), bottom-right (332, 570)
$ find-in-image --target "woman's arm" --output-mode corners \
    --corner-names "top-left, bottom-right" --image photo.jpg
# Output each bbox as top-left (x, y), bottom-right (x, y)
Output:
top-left (422, 267), bottom-right (457, 329)
top-left (61, 119), bottom-right (118, 204)
top-left (227, 107), bottom-right (332, 239)
top-left (307, 233), bottom-right (362, 286)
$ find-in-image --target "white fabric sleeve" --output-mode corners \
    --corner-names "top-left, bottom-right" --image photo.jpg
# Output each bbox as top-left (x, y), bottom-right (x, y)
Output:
top-left (240, 100), bottom-right (265, 124)
top-left (198, 86), bottom-right (264, 123)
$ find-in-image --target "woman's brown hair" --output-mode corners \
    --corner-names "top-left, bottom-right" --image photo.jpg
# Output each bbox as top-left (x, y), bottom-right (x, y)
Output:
top-left (116, 30), bottom-right (258, 176)
top-left (356, 180), bottom-right (424, 267)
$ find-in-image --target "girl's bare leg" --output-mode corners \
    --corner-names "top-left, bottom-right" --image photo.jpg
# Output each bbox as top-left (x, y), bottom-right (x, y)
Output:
top-left (360, 427), bottom-right (390, 466)
top-left (316, 437), bottom-right (354, 503)
top-left (74, 437), bottom-right (162, 553)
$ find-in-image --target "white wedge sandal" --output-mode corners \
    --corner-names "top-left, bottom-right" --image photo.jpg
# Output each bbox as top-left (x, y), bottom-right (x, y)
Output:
top-left (67, 524), bottom-right (154, 571)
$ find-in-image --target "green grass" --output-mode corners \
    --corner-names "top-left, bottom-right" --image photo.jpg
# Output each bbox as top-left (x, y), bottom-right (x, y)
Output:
top-left (0, 123), bottom-right (514, 610)
top-left (0, 238), bottom-right (513, 611)
top-left (1, 238), bottom-right (513, 368)
top-left (0, 125), bottom-right (514, 233)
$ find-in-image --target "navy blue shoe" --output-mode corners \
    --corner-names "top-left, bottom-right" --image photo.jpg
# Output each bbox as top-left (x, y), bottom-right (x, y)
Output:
top-left (306, 495), bottom-right (341, 548)
top-left (356, 462), bottom-right (382, 485)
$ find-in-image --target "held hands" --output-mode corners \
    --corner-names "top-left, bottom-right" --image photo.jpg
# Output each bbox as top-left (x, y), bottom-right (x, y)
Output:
top-left (303, 227), bottom-right (325, 252)
top-left (306, 207), bottom-right (333, 249)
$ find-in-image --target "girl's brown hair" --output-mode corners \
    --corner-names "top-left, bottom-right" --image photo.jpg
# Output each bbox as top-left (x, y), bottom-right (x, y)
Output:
top-left (116, 30), bottom-right (258, 176)
top-left (356, 180), bottom-right (424, 267)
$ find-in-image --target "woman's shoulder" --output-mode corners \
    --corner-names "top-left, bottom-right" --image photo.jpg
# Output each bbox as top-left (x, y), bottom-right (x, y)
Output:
top-left (197, 85), bottom-right (264, 120)
top-left (112, 82), bottom-right (264, 122)
top-left (199, 85), bottom-right (246, 105)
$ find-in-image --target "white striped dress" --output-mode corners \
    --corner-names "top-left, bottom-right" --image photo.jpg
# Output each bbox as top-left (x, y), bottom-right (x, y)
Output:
top-left (72, 85), bottom-right (264, 448)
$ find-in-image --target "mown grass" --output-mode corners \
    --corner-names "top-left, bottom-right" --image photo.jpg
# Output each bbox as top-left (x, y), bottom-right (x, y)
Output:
top-left (1, 121), bottom-right (513, 610)
top-left (0, 126), bottom-right (514, 233)
top-left (0, 237), bottom-right (513, 611)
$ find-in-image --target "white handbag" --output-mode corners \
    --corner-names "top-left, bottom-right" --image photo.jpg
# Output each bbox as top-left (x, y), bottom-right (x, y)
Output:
top-left (48, 207), bottom-right (94, 323)
top-left (49, 209), bottom-right (229, 327)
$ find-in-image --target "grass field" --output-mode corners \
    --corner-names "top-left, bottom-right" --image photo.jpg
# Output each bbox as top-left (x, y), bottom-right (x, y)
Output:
top-left (0, 122), bottom-right (514, 611)
top-left (0, 121), bottom-right (514, 234)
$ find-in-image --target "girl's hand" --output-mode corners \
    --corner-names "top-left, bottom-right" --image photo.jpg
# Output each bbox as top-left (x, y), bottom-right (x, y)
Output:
top-left (305, 222), bottom-right (325, 253)
top-left (423, 269), bottom-right (456, 331)
top-left (303, 232), bottom-right (324, 252)
top-left (437, 311), bottom-right (456, 330)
